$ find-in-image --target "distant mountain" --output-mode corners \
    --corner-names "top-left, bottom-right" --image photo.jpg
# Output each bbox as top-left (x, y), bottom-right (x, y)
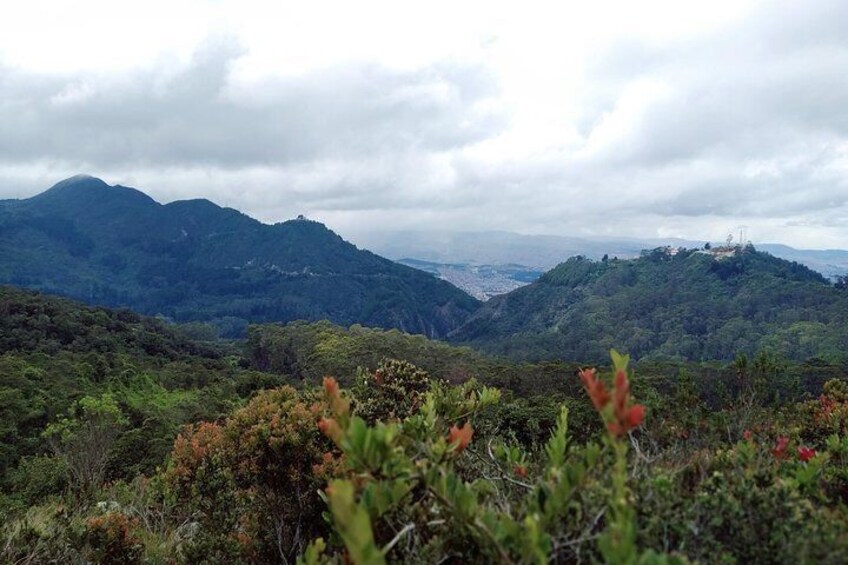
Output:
top-left (346, 229), bottom-right (704, 269)
top-left (757, 244), bottom-right (848, 280)
top-left (347, 230), bottom-right (848, 279)
top-left (0, 175), bottom-right (479, 337)
top-left (349, 230), bottom-right (696, 300)
top-left (449, 246), bottom-right (848, 364)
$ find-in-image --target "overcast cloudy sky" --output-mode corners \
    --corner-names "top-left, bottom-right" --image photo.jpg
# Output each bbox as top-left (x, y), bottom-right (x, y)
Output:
top-left (1, 0), bottom-right (847, 248)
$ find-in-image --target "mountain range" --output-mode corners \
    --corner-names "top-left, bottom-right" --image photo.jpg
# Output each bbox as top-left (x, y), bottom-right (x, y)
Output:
top-left (4, 175), bottom-right (848, 364)
top-left (0, 175), bottom-right (478, 337)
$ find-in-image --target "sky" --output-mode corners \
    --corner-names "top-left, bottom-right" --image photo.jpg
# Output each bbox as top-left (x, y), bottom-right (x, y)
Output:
top-left (1, 0), bottom-right (847, 249)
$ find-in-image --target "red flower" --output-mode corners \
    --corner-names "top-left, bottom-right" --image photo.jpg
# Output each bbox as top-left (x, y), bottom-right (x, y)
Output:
top-left (743, 429), bottom-right (753, 442)
top-left (610, 370), bottom-right (644, 437)
top-left (612, 369), bottom-right (630, 416)
top-left (626, 404), bottom-right (645, 428)
top-left (797, 446), bottom-right (816, 463)
top-left (606, 421), bottom-right (623, 436)
top-left (323, 376), bottom-right (339, 398)
top-left (322, 376), bottom-right (350, 416)
top-left (578, 368), bottom-right (610, 411)
top-left (448, 423), bottom-right (473, 452)
top-left (514, 465), bottom-right (528, 478)
top-left (771, 436), bottom-right (790, 460)
top-left (317, 417), bottom-right (342, 443)
top-left (579, 365), bottom-right (645, 438)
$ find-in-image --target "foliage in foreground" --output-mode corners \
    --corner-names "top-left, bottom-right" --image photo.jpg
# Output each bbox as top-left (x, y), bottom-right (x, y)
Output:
top-left (305, 351), bottom-right (663, 564)
top-left (6, 287), bottom-right (848, 562)
top-left (7, 351), bottom-right (848, 564)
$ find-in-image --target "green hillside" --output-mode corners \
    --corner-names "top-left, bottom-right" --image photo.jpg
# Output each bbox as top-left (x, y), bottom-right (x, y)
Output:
top-left (451, 246), bottom-right (848, 363)
top-left (0, 286), bottom-right (290, 493)
top-left (0, 175), bottom-right (479, 338)
top-left (4, 287), bottom-right (848, 563)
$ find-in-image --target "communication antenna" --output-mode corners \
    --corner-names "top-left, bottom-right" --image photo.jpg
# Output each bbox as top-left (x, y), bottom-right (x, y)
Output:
top-left (738, 226), bottom-right (748, 247)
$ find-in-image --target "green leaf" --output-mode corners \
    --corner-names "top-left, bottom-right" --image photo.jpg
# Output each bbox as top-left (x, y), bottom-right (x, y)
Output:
top-left (545, 406), bottom-right (569, 471)
top-left (326, 480), bottom-right (386, 565)
top-left (610, 349), bottom-right (630, 373)
top-left (297, 538), bottom-right (327, 565)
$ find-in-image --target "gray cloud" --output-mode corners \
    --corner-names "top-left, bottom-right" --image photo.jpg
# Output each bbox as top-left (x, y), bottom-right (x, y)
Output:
top-left (1, 1), bottom-right (848, 250)
top-left (0, 38), bottom-right (504, 169)
top-left (538, 0), bottom-right (848, 240)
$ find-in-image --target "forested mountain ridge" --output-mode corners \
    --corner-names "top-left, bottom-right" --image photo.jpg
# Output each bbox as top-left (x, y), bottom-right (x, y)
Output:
top-left (0, 175), bottom-right (479, 338)
top-left (450, 245), bottom-right (848, 363)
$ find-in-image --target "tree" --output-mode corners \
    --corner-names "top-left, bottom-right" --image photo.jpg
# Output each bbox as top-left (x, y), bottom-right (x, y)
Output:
top-left (43, 394), bottom-right (126, 497)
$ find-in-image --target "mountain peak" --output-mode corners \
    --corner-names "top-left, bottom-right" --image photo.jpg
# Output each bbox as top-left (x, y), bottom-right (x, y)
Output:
top-left (45, 174), bottom-right (109, 192)
top-left (29, 175), bottom-right (157, 211)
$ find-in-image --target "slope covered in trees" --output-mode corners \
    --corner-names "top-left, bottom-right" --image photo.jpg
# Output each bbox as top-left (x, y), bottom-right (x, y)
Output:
top-left (0, 175), bottom-right (479, 338)
top-left (0, 287), bottom-right (291, 508)
top-left (451, 246), bottom-right (848, 363)
top-left (2, 290), bottom-right (848, 562)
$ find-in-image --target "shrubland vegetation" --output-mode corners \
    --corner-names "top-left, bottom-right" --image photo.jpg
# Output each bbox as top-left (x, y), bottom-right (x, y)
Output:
top-left (2, 287), bottom-right (848, 563)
